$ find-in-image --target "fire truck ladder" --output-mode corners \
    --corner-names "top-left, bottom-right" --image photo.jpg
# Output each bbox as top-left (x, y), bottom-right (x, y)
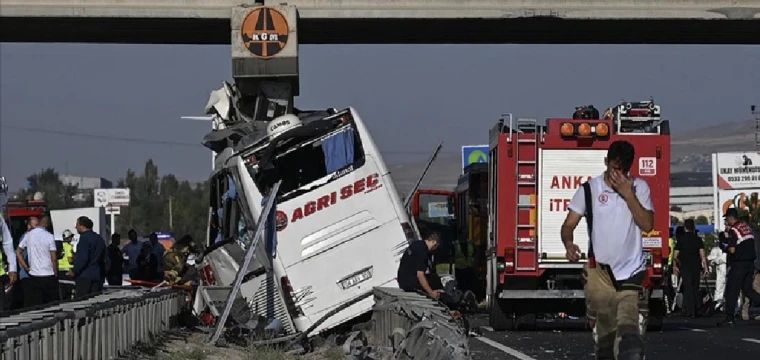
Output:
top-left (515, 118), bottom-right (540, 271)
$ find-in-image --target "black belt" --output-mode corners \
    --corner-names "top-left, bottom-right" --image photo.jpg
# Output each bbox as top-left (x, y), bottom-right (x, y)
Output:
top-left (597, 263), bottom-right (645, 292)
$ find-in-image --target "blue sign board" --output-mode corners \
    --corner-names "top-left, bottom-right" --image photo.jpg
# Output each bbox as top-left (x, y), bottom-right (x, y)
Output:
top-left (461, 145), bottom-right (489, 172)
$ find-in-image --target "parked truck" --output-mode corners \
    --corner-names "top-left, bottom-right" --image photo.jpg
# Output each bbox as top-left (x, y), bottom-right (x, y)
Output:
top-left (485, 100), bottom-right (671, 331)
top-left (49, 207), bottom-right (107, 246)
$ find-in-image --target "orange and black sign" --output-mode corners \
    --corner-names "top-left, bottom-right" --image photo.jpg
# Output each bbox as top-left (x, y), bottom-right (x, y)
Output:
top-left (241, 7), bottom-right (290, 59)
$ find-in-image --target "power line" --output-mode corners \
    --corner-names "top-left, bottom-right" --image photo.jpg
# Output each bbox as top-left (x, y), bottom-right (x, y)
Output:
top-left (1, 124), bottom-right (461, 156)
top-left (3, 124), bottom-right (201, 147)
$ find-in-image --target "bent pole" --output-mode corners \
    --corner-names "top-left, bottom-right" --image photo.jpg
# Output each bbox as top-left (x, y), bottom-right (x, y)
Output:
top-left (208, 180), bottom-right (282, 345)
top-left (403, 141), bottom-right (444, 211)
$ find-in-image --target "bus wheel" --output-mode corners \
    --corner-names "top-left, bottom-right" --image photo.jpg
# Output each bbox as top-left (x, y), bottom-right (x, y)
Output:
top-left (489, 298), bottom-right (514, 331)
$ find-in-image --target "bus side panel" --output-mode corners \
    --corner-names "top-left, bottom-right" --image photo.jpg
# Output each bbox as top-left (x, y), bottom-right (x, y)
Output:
top-left (290, 219), bottom-right (406, 332)
top-left (274, 155), bottom-right (408, 332)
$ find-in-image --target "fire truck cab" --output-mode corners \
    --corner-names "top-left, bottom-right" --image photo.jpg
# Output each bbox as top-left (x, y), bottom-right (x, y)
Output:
top-left (3, 193), bottom-right (49, 248)
top-left (410, 189), bottom-right (457, 274)
top-left (487, 100), bottom-right (670, 331)
top-left (454, 164), bottom-right (489, 298)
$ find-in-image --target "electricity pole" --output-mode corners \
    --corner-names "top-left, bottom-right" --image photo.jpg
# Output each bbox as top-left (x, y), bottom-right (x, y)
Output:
top-left (169, 196), bottom-right (173, 231)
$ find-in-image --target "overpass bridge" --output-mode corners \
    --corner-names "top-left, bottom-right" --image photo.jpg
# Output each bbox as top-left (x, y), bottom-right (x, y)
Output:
top-left (1, 0), bottom-right (760, 44)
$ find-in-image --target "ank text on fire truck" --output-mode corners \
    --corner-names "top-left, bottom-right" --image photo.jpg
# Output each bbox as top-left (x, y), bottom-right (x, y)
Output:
top-left (548, 175), bottom-right (593, 212)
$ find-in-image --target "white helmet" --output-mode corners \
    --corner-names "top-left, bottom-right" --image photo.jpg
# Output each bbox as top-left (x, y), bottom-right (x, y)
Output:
top-left (266, 114), bottom-right (302, 139)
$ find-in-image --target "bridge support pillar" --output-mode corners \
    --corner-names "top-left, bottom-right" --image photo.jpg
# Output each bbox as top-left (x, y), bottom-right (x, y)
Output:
top-left (231, 4), bottom-right (299, 122)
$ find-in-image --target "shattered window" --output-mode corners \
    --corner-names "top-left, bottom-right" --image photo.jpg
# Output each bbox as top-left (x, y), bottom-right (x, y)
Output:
top-left (208, 171), bottom-right (249, 247)
top-left (247, 122), bottom-right (365, 202)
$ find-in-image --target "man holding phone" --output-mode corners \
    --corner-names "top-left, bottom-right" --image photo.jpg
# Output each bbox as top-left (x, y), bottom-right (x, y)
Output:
top-left (561, 140), bottom-right (654, 360)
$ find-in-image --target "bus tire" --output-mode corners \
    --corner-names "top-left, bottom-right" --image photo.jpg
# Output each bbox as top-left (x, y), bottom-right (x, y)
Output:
top-left (489, 298), bottom-right (514, 331)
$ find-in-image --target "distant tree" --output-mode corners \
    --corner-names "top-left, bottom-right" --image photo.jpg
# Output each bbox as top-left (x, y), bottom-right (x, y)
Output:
top-left (116, 159), bottom-right (209, 244)
top-left (20, 168), bottom-right (79, 210)
top-left (695, 215), bottom-right (709, 225)
top-left (702, 232), bottom-right (717, 252)
top-left (670, 216), bottom-right (682, 225)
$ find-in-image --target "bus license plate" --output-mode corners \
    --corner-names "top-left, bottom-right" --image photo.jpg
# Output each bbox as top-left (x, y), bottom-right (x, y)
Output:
top-left (338, 268), bottom-right (373, 290)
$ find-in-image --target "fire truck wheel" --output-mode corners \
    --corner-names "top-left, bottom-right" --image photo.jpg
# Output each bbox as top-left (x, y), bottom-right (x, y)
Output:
top-left (514, 313), bottom-right (537, 330)
top-left (488, 298), bottom-right (515, 331)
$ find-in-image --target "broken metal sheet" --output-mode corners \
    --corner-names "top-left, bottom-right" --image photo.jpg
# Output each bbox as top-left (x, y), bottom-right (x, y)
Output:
top-left (365, 287), bottom-right (472, 360)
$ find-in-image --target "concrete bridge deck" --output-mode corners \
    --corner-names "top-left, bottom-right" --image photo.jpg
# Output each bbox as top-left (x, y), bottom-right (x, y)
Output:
top-left (1, 0), bottom-right (760, 44)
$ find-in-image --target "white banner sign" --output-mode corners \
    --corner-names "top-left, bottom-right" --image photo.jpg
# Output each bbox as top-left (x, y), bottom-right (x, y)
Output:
top-left (715, 188), bottom-right (760, 232)
top-left (93, 188), bottom-right (131, 208)
top-left (714, 152), bottom-right (760, 190)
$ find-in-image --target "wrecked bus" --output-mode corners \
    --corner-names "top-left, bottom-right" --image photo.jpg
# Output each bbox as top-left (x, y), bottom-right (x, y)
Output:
top-left (198, 106), bottom-right (416, 334)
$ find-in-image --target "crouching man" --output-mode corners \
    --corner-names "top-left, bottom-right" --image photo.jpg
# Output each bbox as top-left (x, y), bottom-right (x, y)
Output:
top-left (397, 230), bottom-right (476, 311)
top-left (397, 230), bottom-right (445, 299)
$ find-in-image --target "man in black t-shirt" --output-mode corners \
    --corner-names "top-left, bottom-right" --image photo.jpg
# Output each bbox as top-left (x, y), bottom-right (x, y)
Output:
top-left (673, 219), bottom-right (708, 317)
top-left (397, 231), bottom-right (444, 299)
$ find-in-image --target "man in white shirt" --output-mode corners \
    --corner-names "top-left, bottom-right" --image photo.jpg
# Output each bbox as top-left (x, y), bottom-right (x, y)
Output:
top-left (15, 215), bottom-right (59, 307)
top-left (561, 140), bottom-right (654, 360)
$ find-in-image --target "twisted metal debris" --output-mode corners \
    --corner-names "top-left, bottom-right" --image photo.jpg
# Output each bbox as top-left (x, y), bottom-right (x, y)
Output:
top-left (339, 287), bottom-right (472, 360)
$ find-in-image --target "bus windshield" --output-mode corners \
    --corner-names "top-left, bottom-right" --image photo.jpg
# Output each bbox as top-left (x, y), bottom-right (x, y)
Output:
top-left (245, 118), bottom-right (365, 202)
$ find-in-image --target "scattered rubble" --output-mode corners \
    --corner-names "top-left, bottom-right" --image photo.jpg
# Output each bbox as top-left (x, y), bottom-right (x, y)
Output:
top-left (132, 286), bottom-right (473, 360)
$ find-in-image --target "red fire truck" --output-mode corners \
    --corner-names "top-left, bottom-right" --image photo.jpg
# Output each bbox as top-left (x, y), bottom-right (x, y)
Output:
top-left (486, 100), bottom-right (670, 331)
top-left (3, 193), bottom-right (49, 247)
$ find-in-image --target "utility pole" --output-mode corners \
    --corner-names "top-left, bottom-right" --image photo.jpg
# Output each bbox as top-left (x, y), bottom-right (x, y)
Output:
top-left (169, 196), bottom-right (173, 231)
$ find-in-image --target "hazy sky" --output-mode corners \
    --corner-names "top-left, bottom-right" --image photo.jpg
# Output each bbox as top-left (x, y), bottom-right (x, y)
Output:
top-left (1, 43), bottom-right (759, 189)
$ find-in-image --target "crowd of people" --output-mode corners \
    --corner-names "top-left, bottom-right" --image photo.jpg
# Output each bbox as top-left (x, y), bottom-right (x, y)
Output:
top-left (0, 214), bottom-right (198, 312)
top-left (668, 211), bottom-right (760, 324)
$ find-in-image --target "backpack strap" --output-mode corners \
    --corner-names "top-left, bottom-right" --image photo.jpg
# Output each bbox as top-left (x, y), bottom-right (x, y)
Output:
top-left (582, 182), bottom-right (594, 259)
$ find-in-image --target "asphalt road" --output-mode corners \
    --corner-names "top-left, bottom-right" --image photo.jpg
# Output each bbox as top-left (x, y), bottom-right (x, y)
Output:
top-left (468, 315), bottom-right (760, 359)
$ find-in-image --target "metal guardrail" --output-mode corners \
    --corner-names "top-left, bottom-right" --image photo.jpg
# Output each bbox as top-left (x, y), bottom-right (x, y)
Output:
top-left (0, 288), bottom-right (185, 360)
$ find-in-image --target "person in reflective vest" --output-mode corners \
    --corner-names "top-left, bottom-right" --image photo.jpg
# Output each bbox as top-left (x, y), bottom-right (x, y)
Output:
top-left (58, 230), bottom-right (75, 277)
top-left (57, 230), bottom-right (76, 300)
